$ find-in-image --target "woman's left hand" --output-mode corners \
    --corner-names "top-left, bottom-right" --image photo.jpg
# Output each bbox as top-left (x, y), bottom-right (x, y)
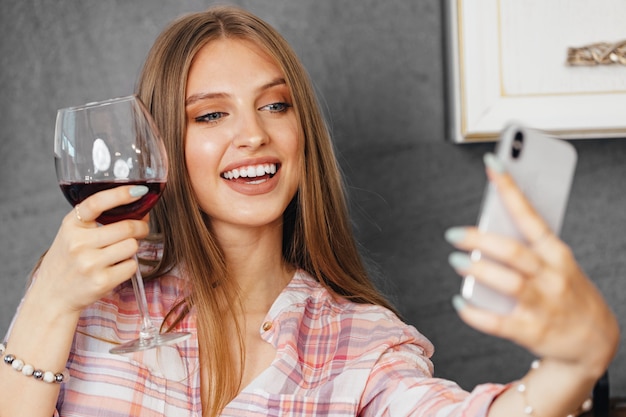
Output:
top-left (445, 153), bottom-right (619, 379)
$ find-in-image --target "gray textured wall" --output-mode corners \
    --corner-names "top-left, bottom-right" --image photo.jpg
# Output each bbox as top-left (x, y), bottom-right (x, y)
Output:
top-left (1, 0), bottom-right (625, 396)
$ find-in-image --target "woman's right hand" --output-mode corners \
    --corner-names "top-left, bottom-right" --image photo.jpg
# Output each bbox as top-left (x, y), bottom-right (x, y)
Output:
top-left (0, 185), bottom-right (151, 417)
top-left (32, 185), bottom-right (150, 316)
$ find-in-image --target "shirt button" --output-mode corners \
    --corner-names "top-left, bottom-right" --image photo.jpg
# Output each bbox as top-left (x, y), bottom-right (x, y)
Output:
top-left (261, 321), bottom-right (273, 332)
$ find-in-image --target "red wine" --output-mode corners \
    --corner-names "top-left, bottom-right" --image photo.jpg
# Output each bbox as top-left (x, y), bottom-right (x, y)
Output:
top-left (59, 181), bottom-right (165, 224)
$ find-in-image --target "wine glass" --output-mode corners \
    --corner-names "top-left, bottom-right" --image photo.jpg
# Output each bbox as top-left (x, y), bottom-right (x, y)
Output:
top-left (54, 95), bottom-right (191, 354)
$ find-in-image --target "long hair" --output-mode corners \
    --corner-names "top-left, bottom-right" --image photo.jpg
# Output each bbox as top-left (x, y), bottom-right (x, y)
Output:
top-left (136, 5), bottom-right (396, 415)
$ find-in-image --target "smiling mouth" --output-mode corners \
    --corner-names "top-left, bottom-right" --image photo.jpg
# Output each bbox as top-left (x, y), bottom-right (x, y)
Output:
top-left (221, 163), bottom-right (279, 184)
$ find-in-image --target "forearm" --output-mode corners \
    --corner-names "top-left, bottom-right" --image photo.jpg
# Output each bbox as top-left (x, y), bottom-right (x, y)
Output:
top-left (488, 359), bottom-right (600, 417)
top-left (0, 284), bottom-right (79, 417)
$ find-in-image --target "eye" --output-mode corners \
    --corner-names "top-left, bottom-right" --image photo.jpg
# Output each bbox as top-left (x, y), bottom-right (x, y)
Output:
top-left (260, 102), bottom-right (292, 113)
top-left (195, 112), bottom-right (226, 123)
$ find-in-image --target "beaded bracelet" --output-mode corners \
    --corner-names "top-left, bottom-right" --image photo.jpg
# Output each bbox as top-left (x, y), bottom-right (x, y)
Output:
top-left (1, 342), bottom-right (69, 384)
top-left (516, 359), bottom-right (541, 414)
top-left (516, 359), bottom-right (593, 417)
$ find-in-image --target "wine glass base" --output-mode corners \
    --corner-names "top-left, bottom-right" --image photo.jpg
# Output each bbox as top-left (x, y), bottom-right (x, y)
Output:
top-left (109, 332), bottom-right (192, 354)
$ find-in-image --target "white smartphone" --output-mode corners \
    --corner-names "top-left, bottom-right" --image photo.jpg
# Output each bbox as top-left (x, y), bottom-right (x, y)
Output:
top-left (460, 124), bottom-right (578, 314)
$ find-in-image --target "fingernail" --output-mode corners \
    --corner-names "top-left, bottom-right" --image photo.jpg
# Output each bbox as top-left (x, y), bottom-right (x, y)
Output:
top-left (448, 252), bottom-right (471, 270)
top-left (129, 185), bottom-right (149, 197)
top-left (483, 153), bottom-right (505, 174)
top-left (452, 295), bottom-right (467, 312)
top-left (444, 227), bottom-right (467, 244)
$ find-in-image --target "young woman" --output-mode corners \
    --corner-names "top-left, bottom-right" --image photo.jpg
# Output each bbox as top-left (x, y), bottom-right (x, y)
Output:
top-left (0, 6), bottom-right (619, 417)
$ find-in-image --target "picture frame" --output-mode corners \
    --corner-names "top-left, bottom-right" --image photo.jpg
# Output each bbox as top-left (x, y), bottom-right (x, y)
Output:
top-left (444, 0), bottom-right (626, 143)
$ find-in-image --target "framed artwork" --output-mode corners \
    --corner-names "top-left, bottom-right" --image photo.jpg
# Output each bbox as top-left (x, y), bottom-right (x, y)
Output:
top-left (445, 0), bottom-right (626, 143)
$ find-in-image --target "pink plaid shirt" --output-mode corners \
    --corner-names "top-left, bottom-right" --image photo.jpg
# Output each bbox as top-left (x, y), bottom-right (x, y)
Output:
top-left (10, 262), bottom-right (505, 416)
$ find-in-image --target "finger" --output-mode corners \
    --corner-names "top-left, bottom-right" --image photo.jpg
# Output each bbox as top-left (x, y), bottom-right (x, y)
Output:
top-left (446, 228), bottom-right (572, 304)
top-left (65, 257), bottom-right (140, 311)
top-left (104, 258), bottom-right (140, 287)
top-left (449, 251), bottom-right (526, 297)
top-left (92, 219), bottom-right (150, 249)
top-left (74, 185), bottom-right (149, 224)
top-left (61, 205), bottom-right (98, 231)
top-left (452, 295), bottom-right (505, 335)
top-left (74, 204), bottom-right (86, 223)
top-left (446, 227), bottom-right (543, 277)
top-left (453, 291), bottom-right (548, 340)
top-left (483, 153), bottom-right (555, 249)
top-left (97, 239), bottom-right (142, 271)
top-left (73, 238), bottom-right (141, 277)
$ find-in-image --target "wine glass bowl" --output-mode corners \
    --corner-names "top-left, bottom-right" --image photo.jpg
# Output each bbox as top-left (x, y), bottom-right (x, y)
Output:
top-left (54, 95), bottom-right (190, 354)
top-left (55, 96), bottom-right (167, 224)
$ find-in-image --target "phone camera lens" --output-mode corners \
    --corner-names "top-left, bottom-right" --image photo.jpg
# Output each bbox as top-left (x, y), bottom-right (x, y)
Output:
top-left (512, 131), bottom-right (524, 159)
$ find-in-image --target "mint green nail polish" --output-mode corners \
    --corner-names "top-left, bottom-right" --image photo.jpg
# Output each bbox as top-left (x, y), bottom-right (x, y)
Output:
top-left (483, 152), bottom-right (505, 173)
top-left (452, 295), bottom-right (467, 312)
top-left (448, 252), bottom-right (471, 270)
top-left (129, 185), bottom-right (149, 197)
top-left (444, 227), bottom-right (467, 244)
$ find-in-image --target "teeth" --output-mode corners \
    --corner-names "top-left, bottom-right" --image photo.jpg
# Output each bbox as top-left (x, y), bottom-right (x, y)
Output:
top-left (222, 163), bottom-right (277, 180)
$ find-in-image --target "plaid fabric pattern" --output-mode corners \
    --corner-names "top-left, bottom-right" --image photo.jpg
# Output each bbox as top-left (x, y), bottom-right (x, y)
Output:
top-left (9, 261), bottom-right (504, 416)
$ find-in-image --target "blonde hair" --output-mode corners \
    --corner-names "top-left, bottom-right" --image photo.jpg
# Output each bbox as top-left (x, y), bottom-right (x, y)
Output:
top-left (136, 5), bottom-right (396, 415)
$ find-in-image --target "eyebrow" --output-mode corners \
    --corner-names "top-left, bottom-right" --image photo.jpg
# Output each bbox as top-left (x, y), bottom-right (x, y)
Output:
top-left (185, 77), bottom-right (288, 106)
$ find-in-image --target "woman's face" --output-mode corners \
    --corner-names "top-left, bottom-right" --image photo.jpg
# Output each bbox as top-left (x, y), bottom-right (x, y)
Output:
top-left (184, 38), bottom-right (301, 234)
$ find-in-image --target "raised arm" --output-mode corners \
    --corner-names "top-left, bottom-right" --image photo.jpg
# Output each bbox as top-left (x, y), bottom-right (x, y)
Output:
top-left (0, 185), bottom-right (150, 417)
top-left (446, 153), bottom-right (619, 417)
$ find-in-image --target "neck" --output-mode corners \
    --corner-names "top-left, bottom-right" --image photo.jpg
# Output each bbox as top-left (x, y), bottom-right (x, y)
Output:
top-left (213, 221), bottom-right (294, 315)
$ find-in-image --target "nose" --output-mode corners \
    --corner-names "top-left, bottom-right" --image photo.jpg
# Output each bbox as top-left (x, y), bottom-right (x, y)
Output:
top-left (232, 111), bottom-right (269, 151)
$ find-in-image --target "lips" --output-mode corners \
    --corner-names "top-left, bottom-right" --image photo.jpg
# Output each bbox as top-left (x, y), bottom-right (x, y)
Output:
top-left (221, 163), bottom-right (278, 183)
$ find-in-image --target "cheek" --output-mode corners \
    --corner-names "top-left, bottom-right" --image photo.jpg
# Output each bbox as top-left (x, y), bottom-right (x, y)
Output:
top-left (184, 133), bottom-right (220, 186)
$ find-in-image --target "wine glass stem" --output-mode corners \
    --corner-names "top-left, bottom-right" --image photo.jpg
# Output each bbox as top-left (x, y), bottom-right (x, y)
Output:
top-left (130, 255), bottom-right (158, 340)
